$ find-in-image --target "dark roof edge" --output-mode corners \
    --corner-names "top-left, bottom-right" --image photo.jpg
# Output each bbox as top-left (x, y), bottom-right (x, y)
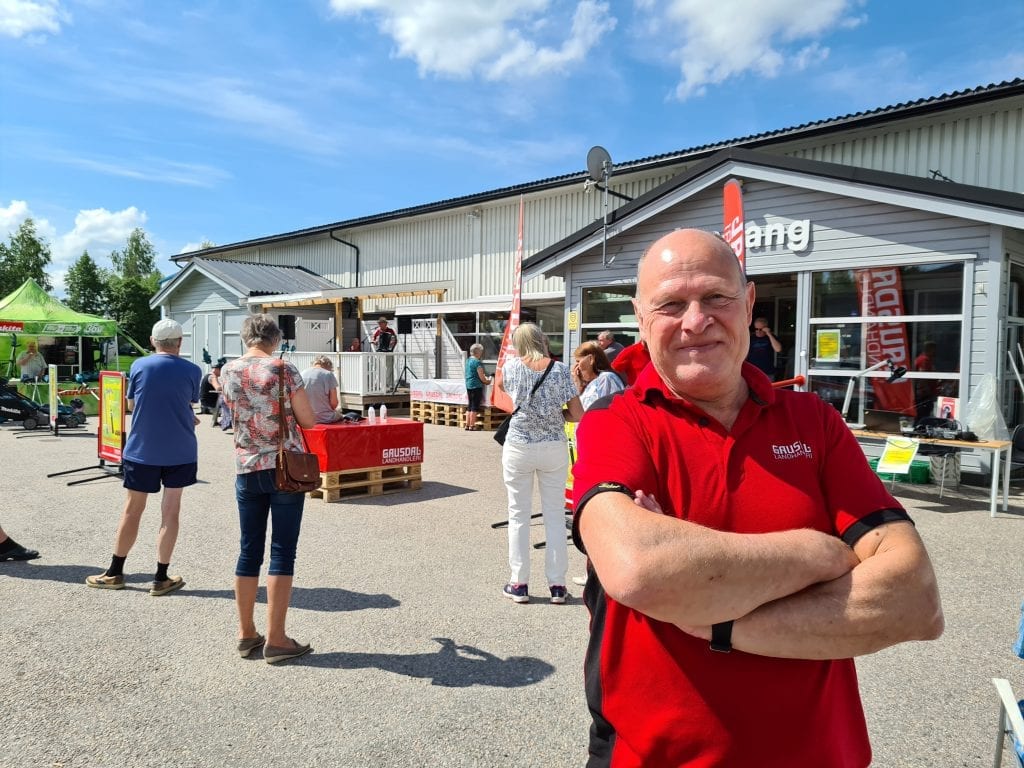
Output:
top-left (175, 78), bottom-right (1024, 261)
top-left (522, 147), bottom-right (1024, 273)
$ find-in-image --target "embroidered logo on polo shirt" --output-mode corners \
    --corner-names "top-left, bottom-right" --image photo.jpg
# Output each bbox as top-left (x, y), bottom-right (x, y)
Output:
top-left (771, 441), bottom-right (814, 460)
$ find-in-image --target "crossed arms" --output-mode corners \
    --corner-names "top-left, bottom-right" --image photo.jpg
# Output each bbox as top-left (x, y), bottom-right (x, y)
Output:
top-left (578, 491), bottom-right (944, 660)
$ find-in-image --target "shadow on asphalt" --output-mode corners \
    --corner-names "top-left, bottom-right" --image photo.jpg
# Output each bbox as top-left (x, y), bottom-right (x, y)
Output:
top-left (294, 637), bottom-right (555, 687)
top-left (338, 481), bottom-right (476, 506)
top-left (0, 566), bottom-right (400, 610)
top-left (184, 585), bottom-right (400, 612)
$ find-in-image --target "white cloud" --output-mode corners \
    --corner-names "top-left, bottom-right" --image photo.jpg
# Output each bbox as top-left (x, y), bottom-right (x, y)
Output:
top-left (55, 207), bottom-right (148, 268)
top-left (0, 0), bottom-right (67, 38)
top-left (635, 0), bottom-right (864, 99)
top-left (328, 0), bottom-right (616, 80)
top-left (0, 200), bottom-right (148, 292)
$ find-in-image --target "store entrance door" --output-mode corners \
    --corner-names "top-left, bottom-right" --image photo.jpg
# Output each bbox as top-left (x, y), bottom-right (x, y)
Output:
top-left (749, 275), bottom-right (798, 382)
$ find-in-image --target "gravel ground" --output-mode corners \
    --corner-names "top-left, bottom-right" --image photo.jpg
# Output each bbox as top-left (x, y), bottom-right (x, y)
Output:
top-left (1, 417), bottom-right (1022, 768)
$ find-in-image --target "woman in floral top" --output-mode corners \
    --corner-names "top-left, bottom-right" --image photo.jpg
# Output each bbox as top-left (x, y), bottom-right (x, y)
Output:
top-left (220, 314), bottom-right (316, 664)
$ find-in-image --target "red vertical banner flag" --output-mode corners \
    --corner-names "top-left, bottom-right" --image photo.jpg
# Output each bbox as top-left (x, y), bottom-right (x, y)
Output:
top-left (854, 268), bottom-right (914, 413)
top-left (722, 178), bottom-right (745, 269)
top-left (491, 196), bottom-right (525, 413)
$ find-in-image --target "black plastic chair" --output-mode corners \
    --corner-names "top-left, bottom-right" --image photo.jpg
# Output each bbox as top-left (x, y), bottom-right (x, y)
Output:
top-left (914, 417), bottom-right (962, 497)
top-left (1007, 424), bottom-right (1024, 476)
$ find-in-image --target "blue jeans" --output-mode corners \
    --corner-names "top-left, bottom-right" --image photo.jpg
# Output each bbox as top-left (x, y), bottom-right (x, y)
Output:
top-left (235, 469), bottom-right (305, 577)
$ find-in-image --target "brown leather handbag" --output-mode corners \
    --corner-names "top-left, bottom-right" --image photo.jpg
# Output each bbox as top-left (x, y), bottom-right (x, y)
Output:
top-left (274, 361), bottom-right (322, 493)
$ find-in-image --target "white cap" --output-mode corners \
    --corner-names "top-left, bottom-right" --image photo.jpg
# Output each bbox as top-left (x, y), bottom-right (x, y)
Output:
top-left (151, 319), bottom-right (183, 341)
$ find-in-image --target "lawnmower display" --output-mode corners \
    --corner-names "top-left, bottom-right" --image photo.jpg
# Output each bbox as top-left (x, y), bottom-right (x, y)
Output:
top-left (0, 385), bottom-right (87, 429)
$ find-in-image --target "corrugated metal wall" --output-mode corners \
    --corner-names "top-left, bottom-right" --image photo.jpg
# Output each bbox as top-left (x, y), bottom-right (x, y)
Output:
top-left (775, 98), bottom-right (1024, 192)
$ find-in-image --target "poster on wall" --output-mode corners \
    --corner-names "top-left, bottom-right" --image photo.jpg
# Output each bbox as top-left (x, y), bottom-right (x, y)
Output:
top-left (98, 370), bottom-right (125, 463)
top-left (816, 329), bottom-right (841, 363)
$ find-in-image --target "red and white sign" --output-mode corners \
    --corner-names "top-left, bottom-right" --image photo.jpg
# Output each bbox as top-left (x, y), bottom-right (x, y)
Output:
top-left (722, 178), bottom-right (746, 269)
top-left (0, 321), bottom-right (24, 332)
top-left (854, 268), bottom-right (914, 414)
top-left (492, 195), bottom-right (525, 414)
top-left (409, 378), bottom-right (492, 407)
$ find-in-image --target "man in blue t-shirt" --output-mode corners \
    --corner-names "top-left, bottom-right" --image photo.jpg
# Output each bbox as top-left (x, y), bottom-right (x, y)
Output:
top-left (86, 319), bottom-right (202, 597)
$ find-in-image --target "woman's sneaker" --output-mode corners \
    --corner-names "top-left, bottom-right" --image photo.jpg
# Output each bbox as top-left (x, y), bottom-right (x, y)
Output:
top-left (502, 583), bottom-right (529, 603)
top-left (549, 586), bottom-right (568, 604)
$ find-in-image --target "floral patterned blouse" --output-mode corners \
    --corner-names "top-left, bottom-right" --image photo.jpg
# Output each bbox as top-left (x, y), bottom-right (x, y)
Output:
top-left (220, 356), bottom-right (307, 474)
top-left (500, 357), bottom-right (578, 445)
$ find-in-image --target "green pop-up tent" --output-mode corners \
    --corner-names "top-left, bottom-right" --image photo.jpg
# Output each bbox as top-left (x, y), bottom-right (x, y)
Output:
top-left (0, 278), bottom-right (139, 380)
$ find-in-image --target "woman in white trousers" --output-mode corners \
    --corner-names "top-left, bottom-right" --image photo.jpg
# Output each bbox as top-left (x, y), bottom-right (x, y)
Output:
top-left (496, 323), bottom-right (583, 605)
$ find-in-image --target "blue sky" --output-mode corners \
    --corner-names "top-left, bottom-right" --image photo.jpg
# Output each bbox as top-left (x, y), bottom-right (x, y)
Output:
top-left (1, 0), bottom-right (1022, 292)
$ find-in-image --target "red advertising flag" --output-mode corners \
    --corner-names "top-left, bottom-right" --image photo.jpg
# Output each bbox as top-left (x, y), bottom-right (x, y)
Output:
top-left (853, 268), bottom-right (914, 413)
top-left (722, 178), bottom-right (745, 269)
top-left (491, 196), bottom-right (525, 414)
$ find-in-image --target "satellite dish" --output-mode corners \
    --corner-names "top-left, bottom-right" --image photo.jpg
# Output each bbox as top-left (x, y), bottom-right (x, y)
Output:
top-left (587, 145), bottom-right (613, 182)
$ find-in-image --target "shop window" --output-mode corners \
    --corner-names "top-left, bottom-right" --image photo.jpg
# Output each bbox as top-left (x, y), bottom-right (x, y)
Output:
top-left (581, 286), bottom-right (637, 325)
top-left (812, 263), bottom-right (963, 317)
top-left (808, 262), bottom-right (964, 423)
top-left (580, 285), bottom-right (639, 350)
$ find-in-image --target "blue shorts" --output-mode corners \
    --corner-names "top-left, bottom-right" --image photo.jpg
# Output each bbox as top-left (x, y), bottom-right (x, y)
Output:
top-left (122, 460), bottom-right (198, 493)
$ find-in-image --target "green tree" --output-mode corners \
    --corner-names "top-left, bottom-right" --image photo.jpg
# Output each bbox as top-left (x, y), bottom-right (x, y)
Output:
top-left (106, 228), bottom-right (161, 347)
top-left (0, 218), bottom-right (53, 296)
top-left (64, 250), bottom-right (108, 315)
top-left (110, 227), bottom-right (157, 280)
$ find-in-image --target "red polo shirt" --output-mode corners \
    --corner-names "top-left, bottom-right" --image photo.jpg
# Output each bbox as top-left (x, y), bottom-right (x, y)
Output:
top-left (571, 362), bottom-right (910, 768)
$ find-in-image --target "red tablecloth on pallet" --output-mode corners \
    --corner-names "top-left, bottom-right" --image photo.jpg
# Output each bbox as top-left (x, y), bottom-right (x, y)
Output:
top-left (301, 418), bottom-right (424, 472)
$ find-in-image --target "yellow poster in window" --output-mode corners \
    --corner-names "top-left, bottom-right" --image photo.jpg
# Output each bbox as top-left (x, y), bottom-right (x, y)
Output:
top-left (816, 328), bottom-right (841, 362)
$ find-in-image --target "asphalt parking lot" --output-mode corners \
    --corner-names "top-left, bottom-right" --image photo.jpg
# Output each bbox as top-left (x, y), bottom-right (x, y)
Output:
top-left (1, 417), bottom-right (1022, 767)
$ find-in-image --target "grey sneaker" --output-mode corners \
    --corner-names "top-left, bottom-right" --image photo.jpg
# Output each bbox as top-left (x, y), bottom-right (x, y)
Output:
top-left (150, 575), bottom-right (185, 596)
top-left (85, 573), bottom-right (125, 590)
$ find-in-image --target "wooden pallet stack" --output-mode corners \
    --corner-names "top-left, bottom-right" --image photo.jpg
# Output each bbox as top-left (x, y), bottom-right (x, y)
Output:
top-left (456, 407), bottom-right (507, 431)
top-left (409, 400), bottom-right (434, 422)
top-left (309, 463), bottom-right (422, 503)
top-left (410, 400), bottom-right (507, 431)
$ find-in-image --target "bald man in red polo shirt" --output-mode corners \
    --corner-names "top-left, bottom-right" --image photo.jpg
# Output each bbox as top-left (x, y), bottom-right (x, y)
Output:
top-left (571, 229), bottom-right (944, 768)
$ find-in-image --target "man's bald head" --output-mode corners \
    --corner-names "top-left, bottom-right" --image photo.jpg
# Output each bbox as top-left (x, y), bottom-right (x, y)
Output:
top-left (632, 228), bottom-right (755, 410)
top-left (637, 229), bottom-right (745, 301)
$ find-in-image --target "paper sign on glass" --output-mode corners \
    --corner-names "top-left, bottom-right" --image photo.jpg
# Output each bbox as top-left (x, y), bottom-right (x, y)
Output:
top-left (816, 329), bottom-right (841, 363)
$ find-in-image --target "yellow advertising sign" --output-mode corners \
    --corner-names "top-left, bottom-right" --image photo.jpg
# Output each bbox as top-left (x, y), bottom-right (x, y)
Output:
top-left (48, 364), bottom-right (58, 428)
top-left (877, 437), bottom-right (919, 475)
top-left (567, 311), bottom-right (579, 331)
top-left (99, 371), bottom-right (125, 463)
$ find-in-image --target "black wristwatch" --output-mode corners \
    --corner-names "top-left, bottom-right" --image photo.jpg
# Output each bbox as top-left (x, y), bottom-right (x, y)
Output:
top-left (710, 621), bottom-right (733, 653)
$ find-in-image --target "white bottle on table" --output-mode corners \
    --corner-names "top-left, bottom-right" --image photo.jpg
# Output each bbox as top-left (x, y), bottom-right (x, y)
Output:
top-left (367, 406), bottom-right (376, 424)
top-left (380, 404), bottom-right (387, 421)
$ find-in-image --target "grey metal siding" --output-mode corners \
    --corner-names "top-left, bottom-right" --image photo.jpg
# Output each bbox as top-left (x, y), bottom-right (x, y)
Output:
top-left (776, 99), bottom-right (1024, 193)
top-left (163, 272), bottom-right (239, 314)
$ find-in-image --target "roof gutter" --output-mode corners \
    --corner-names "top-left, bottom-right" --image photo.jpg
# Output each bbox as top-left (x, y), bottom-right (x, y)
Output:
top-left (329, 229), bottom-right (359, 288)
